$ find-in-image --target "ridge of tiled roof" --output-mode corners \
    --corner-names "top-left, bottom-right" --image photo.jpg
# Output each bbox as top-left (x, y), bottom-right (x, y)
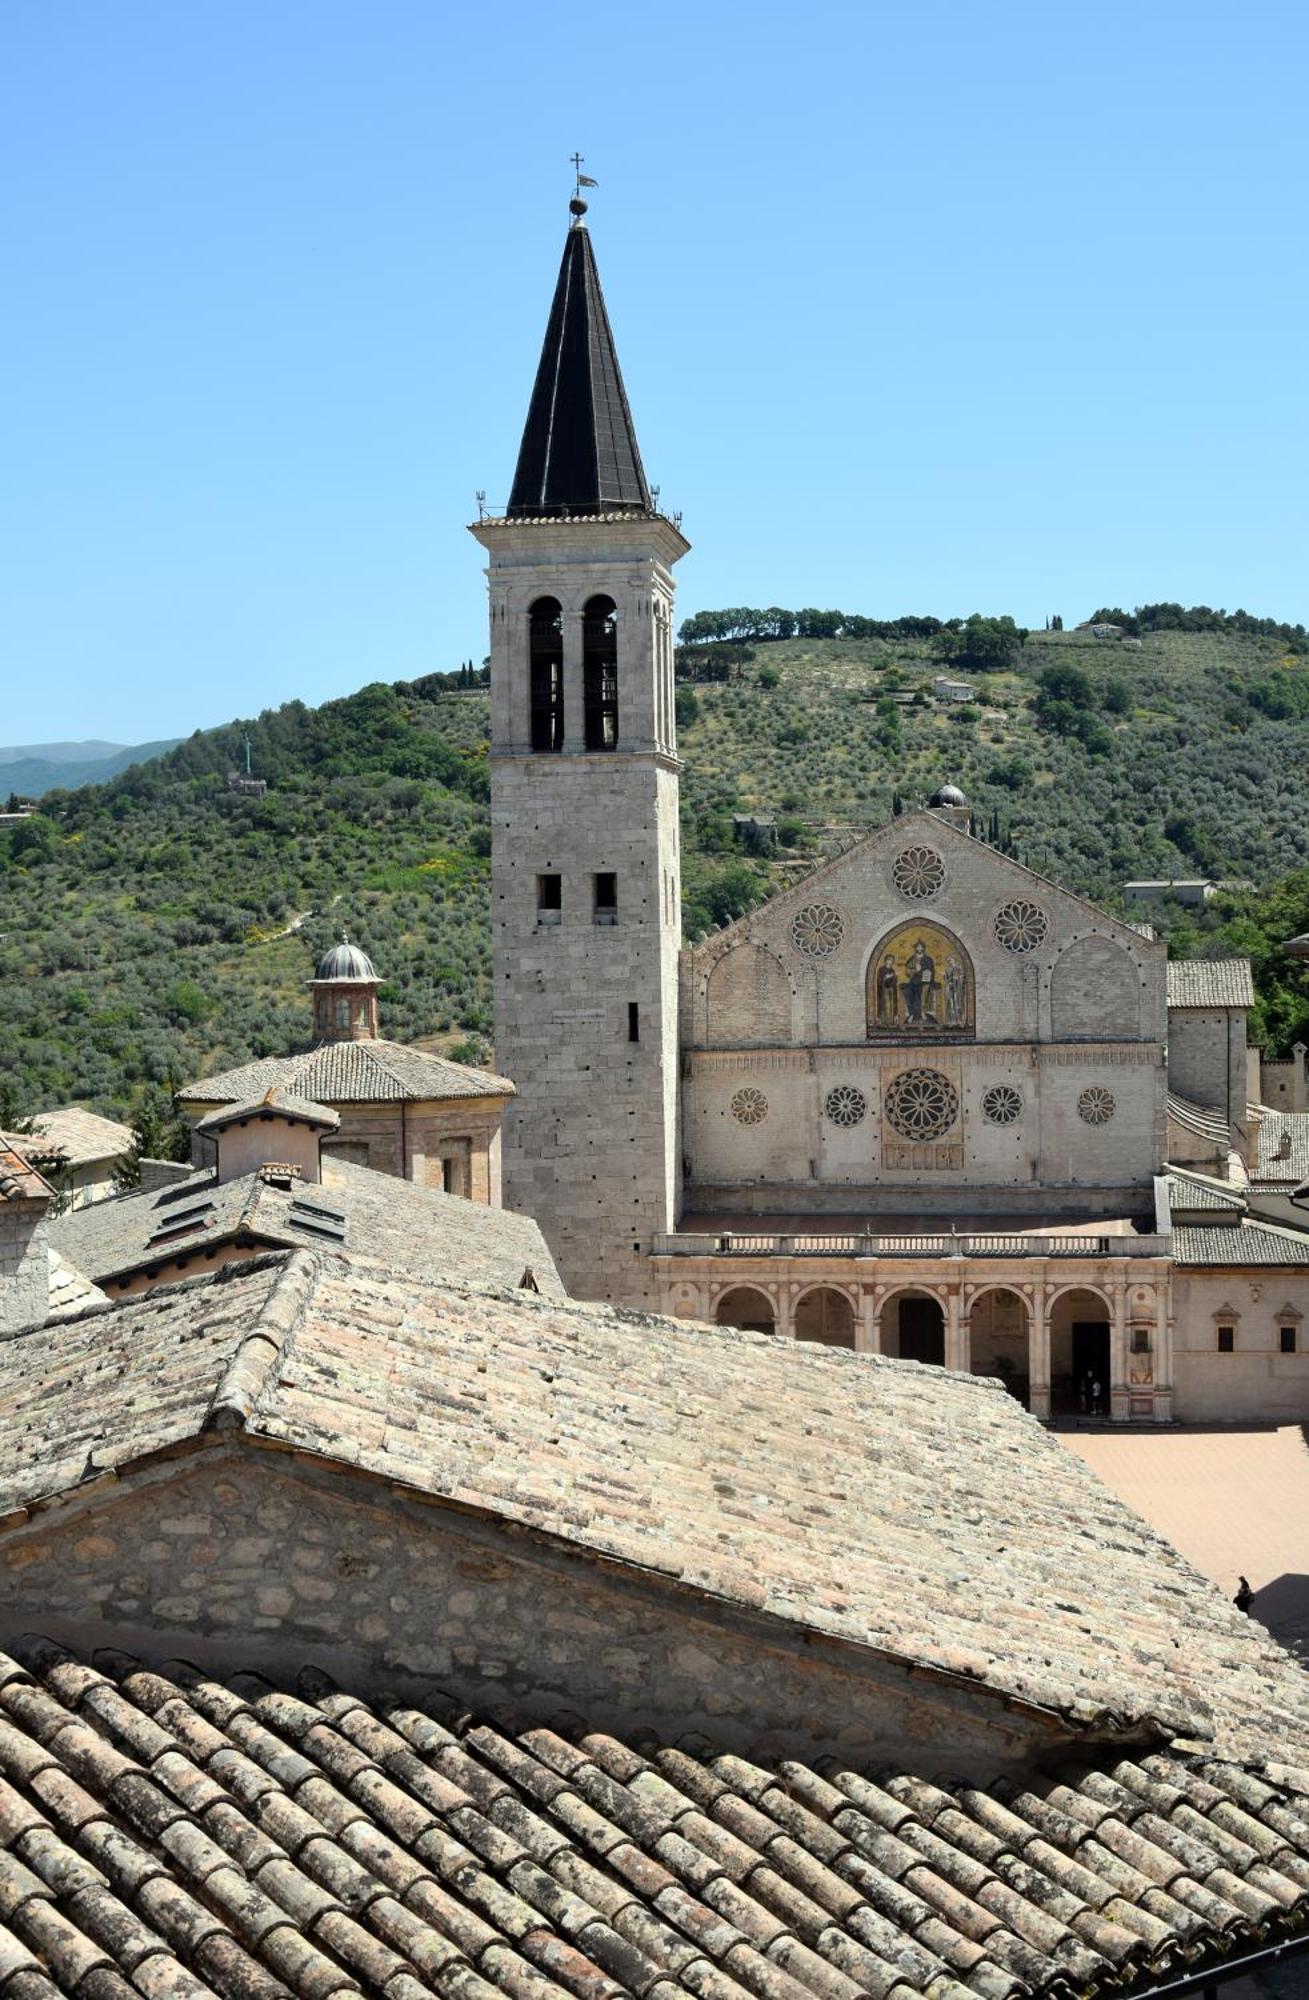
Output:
top-left (4, 1251), bottom-right (1307, 1761)
top-left (181, 1040), bottom-right (515, 1106)
top-left (1165, 959), bottom-right (1256, 1009)
top-left (0, 1148), bottom-right (52, 1204)
top-left (46, 1161), bottom-right (561, 1299)
top-left (195, 1092), bottom-right (341, 1135)
top-left (1173, 1222), bottom-right (1309, 1268)
top-left (2, 1638), bottom-right (1309, 2000)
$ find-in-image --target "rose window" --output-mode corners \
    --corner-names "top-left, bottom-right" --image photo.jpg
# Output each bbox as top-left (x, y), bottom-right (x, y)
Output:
top-left (1078, 1085), bottom-right (1116, 1126)
top-left (994, 900), bottom-right (1049, 954)
top-left (982, 1084), bottom-right (1023, 1126)
top-left (731, 1086), bottom-right (768, 1126)
top-left (884, 1067), bottom-right (959, 1141)
top-left (891, 845), bottom-right (946, 901)
top-left (824, 1084), bottom-right (867, 1128)
top-left (790, 903), bottom-right (846, 957)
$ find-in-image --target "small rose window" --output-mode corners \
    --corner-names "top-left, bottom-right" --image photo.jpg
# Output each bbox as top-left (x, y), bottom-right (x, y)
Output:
top-left (982, 1084), bottom-right (1023, 1125)
top-left (731, 1086), bottom-right (768, 1126)
top-left (892, 846), bottom-right (946, 901)
top-left (790, 903), bottom-right (846, 957)
top-left (824, 1084), bottom-right (867, 1128)
top-left (1078, 1085), bottom-right (1116, 1126)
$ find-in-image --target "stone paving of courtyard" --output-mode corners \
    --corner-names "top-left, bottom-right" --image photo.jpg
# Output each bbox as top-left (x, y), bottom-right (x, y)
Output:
top-left (1058, 1422), bottom-right (1309, 1659)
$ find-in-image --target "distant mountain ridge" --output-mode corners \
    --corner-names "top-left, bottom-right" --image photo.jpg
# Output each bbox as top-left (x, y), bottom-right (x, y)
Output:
top-left (0, 739), bottom-right (182, 798)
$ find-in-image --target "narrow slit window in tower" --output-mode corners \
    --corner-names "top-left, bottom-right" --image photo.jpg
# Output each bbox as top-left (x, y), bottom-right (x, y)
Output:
top-left (529, 597), bottom-right (564, 752)
top-left (583, 595), bottom-right (619, 750)
top-left (594, 872), bottom-right (617, 925)
top-left (628, 1001), bottom-right (640, 1043)
top-left (536, 874), bottom-right (562, 925)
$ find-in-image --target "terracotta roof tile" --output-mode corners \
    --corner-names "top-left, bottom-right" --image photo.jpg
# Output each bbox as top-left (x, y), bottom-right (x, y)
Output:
top-left (180, 1043), bottom-right (514, 1108)
top-left (2, 1646), bottom-right (1308, 2000)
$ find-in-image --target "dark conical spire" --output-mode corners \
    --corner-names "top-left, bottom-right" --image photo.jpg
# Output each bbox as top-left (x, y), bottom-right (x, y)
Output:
top-left (507, 211), bottom-right (652, 518)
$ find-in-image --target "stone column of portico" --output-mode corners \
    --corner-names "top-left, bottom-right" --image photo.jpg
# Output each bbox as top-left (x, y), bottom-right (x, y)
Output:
top-left (857, 1287), bottom-right (880, 1354)
top-left (1156, 1299), bottom-right (1176, 1421)
top-left (1110, 1280), bottom-right (1130, 1422)
top-left (1029, 1286), bottom-right (1051, 1420)
top-left (774, 1282), bottom-right (795, 1343)
top-left (944, 1283), bottom-right (967, 1372)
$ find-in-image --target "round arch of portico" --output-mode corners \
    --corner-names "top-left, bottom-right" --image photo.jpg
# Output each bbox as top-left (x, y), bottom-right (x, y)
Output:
top-left (1043, 1280), bottom-right (1115, 1316)
top-left (793, 1283), bottom-right (858, 1350)
top-left (960, 1278), bottom-right (1036, 1317)
top-left (711, 1282), bottom-right (780, 1332)
top-left (874, 1279), bottom-right (950, 1317)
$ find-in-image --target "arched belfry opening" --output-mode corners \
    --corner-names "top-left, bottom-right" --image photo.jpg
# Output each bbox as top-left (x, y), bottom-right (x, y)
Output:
top-left (583, 595), bottom-right (619, 750)
top-left (529, 597), bottom-right (564, 753)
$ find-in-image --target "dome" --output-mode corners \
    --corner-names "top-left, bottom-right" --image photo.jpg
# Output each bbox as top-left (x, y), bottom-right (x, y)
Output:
top-left (313, 931), bottom-right (379, 983)
top-left (929, 783), bottom-right (968, 809)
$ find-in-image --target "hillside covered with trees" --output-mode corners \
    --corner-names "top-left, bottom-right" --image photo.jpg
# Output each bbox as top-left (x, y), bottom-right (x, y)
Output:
top-left (3, 610), bottom-right (1308, 1123)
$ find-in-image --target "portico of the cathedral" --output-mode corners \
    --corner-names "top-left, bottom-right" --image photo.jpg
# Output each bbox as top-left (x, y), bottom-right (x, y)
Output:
top-left (474, 201), bottom-right (1309, 1426)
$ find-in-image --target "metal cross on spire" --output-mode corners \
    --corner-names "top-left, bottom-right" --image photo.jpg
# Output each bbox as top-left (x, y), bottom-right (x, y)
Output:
top-left (570, 152), bottom-right (599, 199)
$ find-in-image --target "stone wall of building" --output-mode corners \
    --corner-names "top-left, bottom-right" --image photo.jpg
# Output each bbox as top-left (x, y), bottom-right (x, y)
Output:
top-left (318, 1100), bottom-right (504, 1204)
top-left (0, 1448), bottom-right (1055, 1779)
top-left (1172, 1270), bottom-right (1309, 1422)
top-left (1168, 1008), bottom-right (1248, 1129)
top-left (0, 1201), bottom-right (49, 1338)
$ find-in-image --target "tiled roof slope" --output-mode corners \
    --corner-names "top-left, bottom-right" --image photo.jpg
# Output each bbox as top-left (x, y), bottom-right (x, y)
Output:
top-left (5, 1253), bottom-right (1307, 1762)
top-left (0, 1110), bottom-right (132, 1171)
top-left (46, 1162), bottom-right (561, 1298)
top-left (2, 1642), bottom-right (1309, 2000)
top-left (1165, 1173), bottom-right (1246, 1217)
top-left (180, 1042), bottom-right (515, 1107)
top-left (1165, 960), bottom-right (1255, 1009)
top-left (195, 1094), bottom-right (341, 1135)
top-left (1250, 1111), bottom-right (1309, 1185)
top-left (0, 1152), bottom-right (52, 1205)
top-left (1173, 1222), bottom-right (1309, 1267)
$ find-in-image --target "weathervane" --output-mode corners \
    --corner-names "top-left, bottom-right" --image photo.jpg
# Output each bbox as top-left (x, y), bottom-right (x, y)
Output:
top-left (569, 152), bottom-right (598, 219)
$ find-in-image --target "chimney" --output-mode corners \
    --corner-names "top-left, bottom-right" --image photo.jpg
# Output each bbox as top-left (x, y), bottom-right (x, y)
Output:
top-left (195, 1090), bottom-right (340, 1187)
top-left (0, 1148), bottom-right (54, 1338)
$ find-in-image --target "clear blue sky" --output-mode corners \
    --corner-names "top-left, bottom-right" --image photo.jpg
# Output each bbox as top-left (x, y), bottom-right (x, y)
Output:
top-left (4, 0), bottom-right (1306, 743)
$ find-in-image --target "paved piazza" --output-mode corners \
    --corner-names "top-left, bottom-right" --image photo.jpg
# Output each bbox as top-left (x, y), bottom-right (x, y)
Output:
top-left (1059, 1424), bottom-right (1309, 1656)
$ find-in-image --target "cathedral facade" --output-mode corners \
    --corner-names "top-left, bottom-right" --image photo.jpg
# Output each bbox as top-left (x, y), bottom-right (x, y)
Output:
top-left (474, 202), bottom-right (1309, 1425)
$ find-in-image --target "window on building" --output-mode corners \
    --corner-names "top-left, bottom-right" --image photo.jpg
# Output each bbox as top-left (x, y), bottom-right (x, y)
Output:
top-left (628, 1001), bottom-right (640, 1043)
top-left (1130, 1328), bottom-right (1150, 1353)
top-left (593, 872), bottom-right (617, 925)
top-left (1281, 1326), bottom-right (1298, 1354)
top-left (529, 597), bottom-right (564, 752)
top-left (1217, 1324), bottom-right (1235, 1352)
top-left (536, 874), bottom-right (562, 925)
top-left (335, 997), bottom-right (351, 1029)
top-left (583, 595), bottom-right (619, 751)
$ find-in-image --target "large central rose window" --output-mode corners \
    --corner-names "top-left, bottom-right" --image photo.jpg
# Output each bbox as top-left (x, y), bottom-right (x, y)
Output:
top-left (884, 1067), bottom-right (959, 1141)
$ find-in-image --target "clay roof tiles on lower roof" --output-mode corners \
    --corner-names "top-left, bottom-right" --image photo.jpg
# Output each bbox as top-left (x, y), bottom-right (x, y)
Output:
top-left (0, 1639), bottom-right (1307, 2000)
top-left (45, 1161), bottom-right (561, 1300)
top-left (4, 1251), bottom-right (1308, 1766)
top-left (0, 1110), bottom-right (133, 1172)
top-left (180, 1042), bottom-right (515, 1108)
top-left (1165, 960), bottom-right (1256, 1010)
top-left (1172, 1222), bottom-right (1309, 1267)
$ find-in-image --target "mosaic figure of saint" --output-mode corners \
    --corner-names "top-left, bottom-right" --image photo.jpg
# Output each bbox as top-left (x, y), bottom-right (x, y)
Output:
top-left (944, 953), bottom-right (966, 1028)
top-left (876, 956), bottom-right (900, 1028)
top-left (903, 939), bottom-right (937, 1026)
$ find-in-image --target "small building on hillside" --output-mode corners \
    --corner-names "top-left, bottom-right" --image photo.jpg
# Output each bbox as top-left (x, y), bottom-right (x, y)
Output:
top-left (0, 1105), bottom-right (133, 1208)
top-left (930, 673), bottom-right (975, 702)
top-left (178, 932), bottom-right (516, 1201)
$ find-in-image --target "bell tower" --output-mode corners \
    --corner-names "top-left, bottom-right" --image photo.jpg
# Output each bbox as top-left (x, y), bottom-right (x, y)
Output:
top-left (471, 196), bottom-right (688, 1304)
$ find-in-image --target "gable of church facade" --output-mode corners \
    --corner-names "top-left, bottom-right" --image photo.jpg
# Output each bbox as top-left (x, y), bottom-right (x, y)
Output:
top-left (680, 812), bottom-right (1167, 1204)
